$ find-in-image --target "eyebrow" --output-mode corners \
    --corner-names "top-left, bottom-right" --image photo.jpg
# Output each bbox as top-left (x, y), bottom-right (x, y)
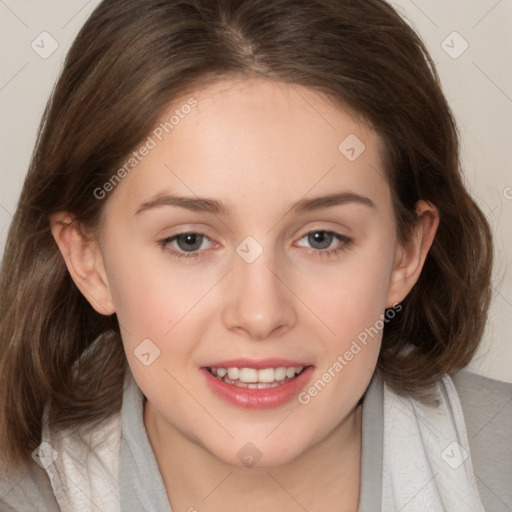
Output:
top-left (135, 191), bottom-right (376, 217)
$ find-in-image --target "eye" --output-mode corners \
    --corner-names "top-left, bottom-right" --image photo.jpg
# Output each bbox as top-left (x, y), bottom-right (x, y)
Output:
top-left (159, 232), bottom-right (214, 260)
top-left (159, 229), bottom-right (352, 261)
top-left (295, 230), bottom-right (352, 258)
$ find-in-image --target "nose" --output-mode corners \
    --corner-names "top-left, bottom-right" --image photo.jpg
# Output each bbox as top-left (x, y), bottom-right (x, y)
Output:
top-left (221, 249), bottom-right (297, 341)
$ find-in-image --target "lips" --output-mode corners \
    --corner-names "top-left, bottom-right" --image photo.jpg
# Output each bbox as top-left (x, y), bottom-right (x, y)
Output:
top-left (200, 359), bottom-right (314, 409)
top-left (204, 358), bottom-right (311, 369)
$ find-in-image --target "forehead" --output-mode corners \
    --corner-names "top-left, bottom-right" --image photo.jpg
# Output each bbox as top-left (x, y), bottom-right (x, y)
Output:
top-left (104, 77), bottom-right (389, 218)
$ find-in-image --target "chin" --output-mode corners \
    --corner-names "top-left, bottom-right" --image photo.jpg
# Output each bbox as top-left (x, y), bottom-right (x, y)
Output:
top-left (205, 434), bottom-right (311, 469)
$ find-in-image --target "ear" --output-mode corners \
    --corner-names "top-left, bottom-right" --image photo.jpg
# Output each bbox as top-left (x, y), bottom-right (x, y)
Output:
top-left (386, 200), bottom-right (439, 307)
top-left (49, 212), bottom-right (116, 316)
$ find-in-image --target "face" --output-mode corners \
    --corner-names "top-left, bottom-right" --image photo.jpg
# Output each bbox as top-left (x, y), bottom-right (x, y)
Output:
top-left (77, 77), bottom-right (413, 466)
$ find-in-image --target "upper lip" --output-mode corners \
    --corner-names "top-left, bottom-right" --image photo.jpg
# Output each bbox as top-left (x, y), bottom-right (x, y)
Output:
top-left (203, 358), bottom-right (312, 369)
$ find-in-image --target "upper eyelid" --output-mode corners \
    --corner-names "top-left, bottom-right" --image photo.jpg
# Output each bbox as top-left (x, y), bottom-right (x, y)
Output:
top-left (162, 228), bottom-right (350, 248)
top-left (162, 227), bottom-right (347, 239)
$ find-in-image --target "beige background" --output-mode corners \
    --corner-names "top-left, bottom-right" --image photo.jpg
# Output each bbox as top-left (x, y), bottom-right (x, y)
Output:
top-left (0, 0), bottom-right (511, 383)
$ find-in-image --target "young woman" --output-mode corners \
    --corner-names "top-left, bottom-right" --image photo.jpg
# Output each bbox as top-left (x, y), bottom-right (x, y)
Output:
top-left (1, 0), bottom-right (510, 511)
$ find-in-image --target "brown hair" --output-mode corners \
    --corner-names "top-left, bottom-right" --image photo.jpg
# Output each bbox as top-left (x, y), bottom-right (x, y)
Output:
top-left (0, 0), bottom-right (493, 469)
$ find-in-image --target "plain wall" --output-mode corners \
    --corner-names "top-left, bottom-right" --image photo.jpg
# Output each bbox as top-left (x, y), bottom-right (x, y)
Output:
top-left (0, 0), bottom-right (511, 382)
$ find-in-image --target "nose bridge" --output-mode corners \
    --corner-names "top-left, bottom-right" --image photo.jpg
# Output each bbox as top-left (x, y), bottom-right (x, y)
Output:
top-left (222, 236), bottom-right (296, 340)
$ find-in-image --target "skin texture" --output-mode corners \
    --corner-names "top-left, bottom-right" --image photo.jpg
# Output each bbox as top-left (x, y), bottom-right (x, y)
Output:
top-left (51, 77), bottom-right (439, 511)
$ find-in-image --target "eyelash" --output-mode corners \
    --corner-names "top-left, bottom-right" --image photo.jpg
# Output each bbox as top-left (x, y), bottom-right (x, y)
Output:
top-left (158, 230), bottom-right (353, 261)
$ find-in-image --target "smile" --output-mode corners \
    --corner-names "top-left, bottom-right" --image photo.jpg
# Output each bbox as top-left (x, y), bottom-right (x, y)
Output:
top-left (201, 363), bottom-right (314, 409)
top-left (207, 366), bottom-right (306, 388)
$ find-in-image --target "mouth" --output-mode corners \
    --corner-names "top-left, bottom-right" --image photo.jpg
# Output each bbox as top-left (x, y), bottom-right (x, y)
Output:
top-left (200, 361), bottom-right (314, 409)
top-left (206, 365), bottom-right (308, 389)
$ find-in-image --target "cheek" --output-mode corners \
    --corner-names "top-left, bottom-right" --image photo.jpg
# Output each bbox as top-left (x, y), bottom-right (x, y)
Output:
top-left (305, 245), bottom-right (394, 340)
top-left (296, 256), bottom-right (391, 425)
top-left (297, 237), bottom-right (395, 411)
top-left (103, 251), bottom-right (206, 397)
top-left (104, 243), bottom-right (205, 334)
top-left (102, 243), bottom-right (222, 386)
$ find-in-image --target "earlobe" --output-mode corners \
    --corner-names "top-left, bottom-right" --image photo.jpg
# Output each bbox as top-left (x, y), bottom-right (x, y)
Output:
top-left (49, 212), bottom-right (116, 316)
top-left (386, 200), bottom-right (439, 307)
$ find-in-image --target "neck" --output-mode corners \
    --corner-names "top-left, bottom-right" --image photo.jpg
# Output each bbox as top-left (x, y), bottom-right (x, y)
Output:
top-left (144, 401), bottom-right (363, 512)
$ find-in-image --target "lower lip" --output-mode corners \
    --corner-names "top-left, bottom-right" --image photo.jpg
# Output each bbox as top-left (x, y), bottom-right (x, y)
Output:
top-left (200, 366), bottom-right (315, 409)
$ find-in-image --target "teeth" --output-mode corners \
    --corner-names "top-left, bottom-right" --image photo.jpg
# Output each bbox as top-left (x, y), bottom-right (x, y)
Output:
top-left (239, 368), bottom-right (258, 383)
top-left (211, 366), bottom-right (305, 385)
top-left (274, 367), bottom-right (287, 381)
top-left (227, 367), bottom-right (239, 379)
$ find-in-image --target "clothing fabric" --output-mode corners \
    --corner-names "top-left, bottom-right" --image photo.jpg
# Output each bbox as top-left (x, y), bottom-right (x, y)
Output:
top-left (39, 410), bottom-right (121, 511)
top-left (382, 375), bottom-right (484, 511)
top-left (1, 369), bottom-right (511, 511)
top-left (42, 370), bottom-right (485, 511)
